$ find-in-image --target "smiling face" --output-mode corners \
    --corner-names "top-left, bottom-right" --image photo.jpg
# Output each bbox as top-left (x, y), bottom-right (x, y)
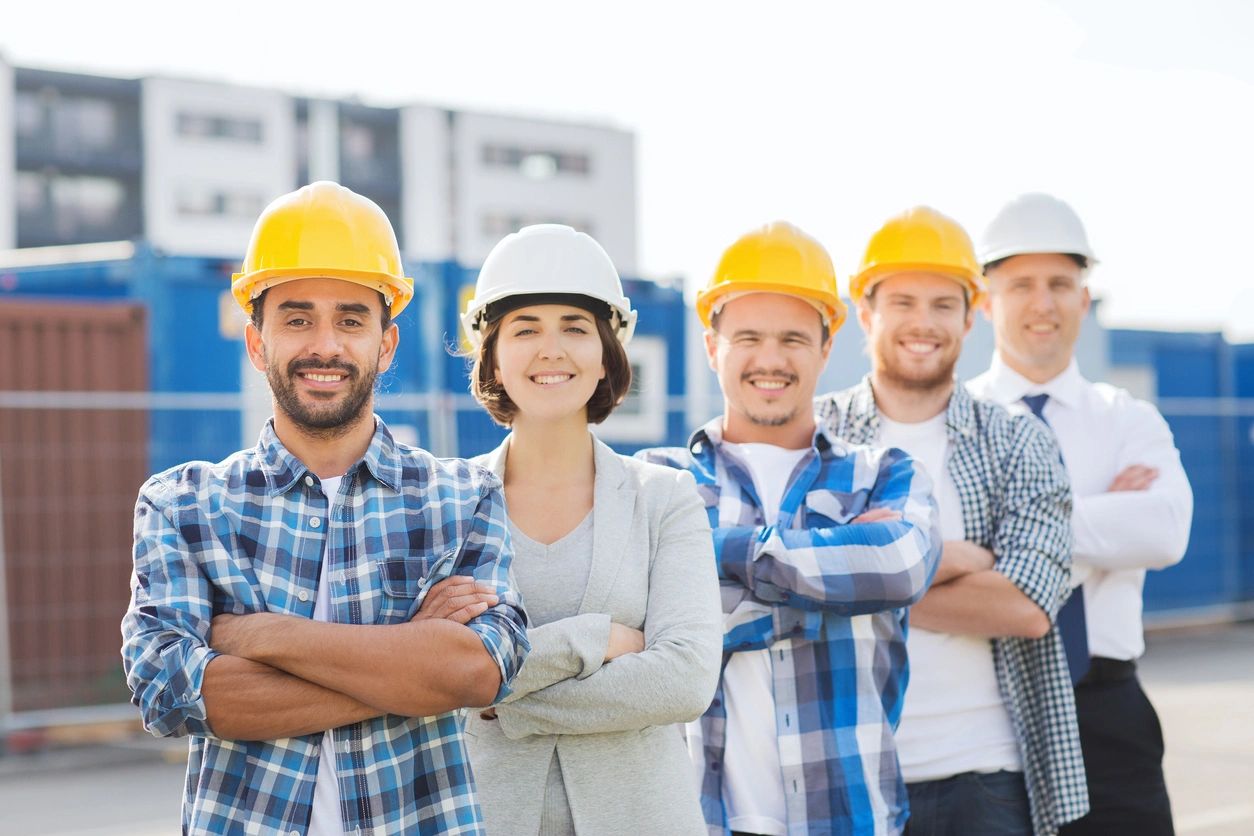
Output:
top-left (858, 272), bottom-right (973, 395)
top-left (245, 277), bottom-right (397, 438)
top-left (983, 253), bottom-right (1090, 383)
top-left (491, 304), bottom-right (607, 426)
top-left (706, 292), bottom-right (832, 446)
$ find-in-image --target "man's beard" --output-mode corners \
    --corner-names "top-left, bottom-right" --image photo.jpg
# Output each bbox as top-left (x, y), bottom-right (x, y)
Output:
top-left (268, 355), bottom-right (377, 439)
top-left (874, 335), bottom-right (959, 394)
top-left (741, 369), bottom-right (799, 427)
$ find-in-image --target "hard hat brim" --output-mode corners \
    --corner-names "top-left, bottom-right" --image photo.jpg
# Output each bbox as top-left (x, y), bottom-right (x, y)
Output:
top-left (231, 268), bottom-right (415, 318)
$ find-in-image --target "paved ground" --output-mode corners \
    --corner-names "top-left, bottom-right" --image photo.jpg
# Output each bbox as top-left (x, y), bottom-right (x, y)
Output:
top-left (0, 622), bottom-right (1250, 835)
top-left (1139, 622), bottom-right (1254, 835)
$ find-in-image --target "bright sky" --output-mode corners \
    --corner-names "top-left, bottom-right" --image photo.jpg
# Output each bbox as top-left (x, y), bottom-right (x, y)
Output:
top-left (4, 0), bottom-right (1253, 336)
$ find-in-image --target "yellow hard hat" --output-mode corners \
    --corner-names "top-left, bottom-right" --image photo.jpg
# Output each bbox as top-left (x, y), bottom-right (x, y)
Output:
top-left (696, 221), bottom-right (847, 333)
top-left (231, 181), bottom-right (414, 317)
top-left (850, 206), bottom-right (984, 306)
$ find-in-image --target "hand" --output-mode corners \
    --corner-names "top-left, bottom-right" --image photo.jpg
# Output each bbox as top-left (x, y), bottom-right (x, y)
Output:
top-left (1108, 464), bottom-right (1158, 492)
top-left (413, 576), bottom-right (499, 624)
top-left (604, 623), bottom-right (645, 662)
top-left (851, 507), bottom-right (903, 524)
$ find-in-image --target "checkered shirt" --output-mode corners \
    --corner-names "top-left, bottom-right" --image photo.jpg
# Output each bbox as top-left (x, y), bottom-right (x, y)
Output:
top-left (120, 417), bottom-right (529, 835)
top-left (817, 379), bottom-right (1089, 835)
top-left (639, 418), bottom-right (942, 836)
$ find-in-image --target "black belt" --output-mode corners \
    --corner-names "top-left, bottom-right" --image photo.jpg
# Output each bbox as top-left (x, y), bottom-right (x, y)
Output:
top-left (1077, 656), bottom-right (1136, 685)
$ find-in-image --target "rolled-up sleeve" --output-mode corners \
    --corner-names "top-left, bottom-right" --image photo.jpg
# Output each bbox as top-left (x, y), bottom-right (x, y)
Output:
top-left (120, 477), bottom-right (220, 738)
top-left (994, 417), bottom-right (1074, 620)
top-left (461, 484), bottom-right (530, 704)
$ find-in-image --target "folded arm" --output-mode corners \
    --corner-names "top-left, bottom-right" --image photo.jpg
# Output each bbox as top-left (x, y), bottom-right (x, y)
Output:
top-left (495, 473), bottom-right (722, 738)
top-left (1073, 405), bottom-right (1192, 571)
top-left (212, 487), bottom-right (529, 716)
top-left (910, 419), bottom-right (1072, 639)
top-left (714, 447), bottom-right (941, 615)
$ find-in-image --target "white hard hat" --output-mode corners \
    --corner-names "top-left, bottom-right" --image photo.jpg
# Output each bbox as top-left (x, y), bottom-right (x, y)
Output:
top-left (461, 224), bottom-right (638, 348)
top-left (978, 193), bottom-right (1099, 268)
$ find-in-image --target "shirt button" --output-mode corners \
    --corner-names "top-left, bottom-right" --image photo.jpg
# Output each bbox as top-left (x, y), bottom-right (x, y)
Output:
top-left (343, 741), bottom-right (351, 753)
top-left (304, 475), bottom-right (314, 487)
top-left (297, 590), bottom-right (309, 603)
top-left (310, 516), bottom-right (321, 529)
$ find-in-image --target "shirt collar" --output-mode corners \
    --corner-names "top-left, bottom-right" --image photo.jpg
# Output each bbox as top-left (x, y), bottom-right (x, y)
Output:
top-left (984, 354), bottom-right (1084, 409)
top-left (687, 414), bottom-right (845, 460)
top-left (842, 375), bottom-right (976, 443)
top-left (256, 415), bottom-right (402, 495)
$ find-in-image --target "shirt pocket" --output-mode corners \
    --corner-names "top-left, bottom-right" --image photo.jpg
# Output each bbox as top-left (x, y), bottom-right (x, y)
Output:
top-left (374, 548), bottom-right (459, 623)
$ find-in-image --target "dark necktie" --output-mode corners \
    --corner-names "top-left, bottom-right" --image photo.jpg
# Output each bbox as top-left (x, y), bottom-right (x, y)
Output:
top-left (1022, 393), bottom-right (1090, 685)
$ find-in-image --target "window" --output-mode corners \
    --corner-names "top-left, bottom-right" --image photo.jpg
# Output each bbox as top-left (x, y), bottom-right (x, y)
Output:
top-left (596, 336), bottom-right (668, 443)
top-left (177, 112), bottom-right (264, 143)
top-left (481, 143), bottom-right (591, 178)
top-left (14, 90), bottom-right (44, 138)
top-left (176, 187), bottom-right (266, 218)
top-left (481, 212), bottom-right (594, 240)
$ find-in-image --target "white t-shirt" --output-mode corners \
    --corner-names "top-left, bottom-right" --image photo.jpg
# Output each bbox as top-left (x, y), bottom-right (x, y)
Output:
top-left (719, 442), bottom-right (809, 836)
top-left (309, 474), bottom-right (345, 836)
top-left (876, 414), bottom-right (1021, 782)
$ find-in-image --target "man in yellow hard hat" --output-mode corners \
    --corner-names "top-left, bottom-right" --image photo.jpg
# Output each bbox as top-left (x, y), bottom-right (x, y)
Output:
top-left (640, 222), bottom-right (941, 835)
top-left (817, 207), bottom-right (1087, 835)
top-left (120, 181), bottom-right (529, 834)
top-left (971, 193), bottom-right (1191, 835)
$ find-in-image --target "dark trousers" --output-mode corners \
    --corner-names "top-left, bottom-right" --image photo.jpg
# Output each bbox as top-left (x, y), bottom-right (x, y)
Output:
top-left (1060, 662), bottom-right (1174, 835)
top-left (905, 770), bottom-right (1032, 835)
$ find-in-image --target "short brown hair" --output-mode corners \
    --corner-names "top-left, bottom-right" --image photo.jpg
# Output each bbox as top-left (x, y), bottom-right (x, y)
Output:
top-left (470, 316), bottom-right (633, 427)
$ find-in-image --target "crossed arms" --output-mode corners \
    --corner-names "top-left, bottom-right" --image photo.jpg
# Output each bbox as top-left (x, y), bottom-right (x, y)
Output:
top-left (121, 480), bottom-right (528, 741)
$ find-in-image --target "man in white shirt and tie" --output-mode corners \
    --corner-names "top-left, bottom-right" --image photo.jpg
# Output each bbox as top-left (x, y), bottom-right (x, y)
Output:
top-left (969, 193), bottom-right (1194, 835)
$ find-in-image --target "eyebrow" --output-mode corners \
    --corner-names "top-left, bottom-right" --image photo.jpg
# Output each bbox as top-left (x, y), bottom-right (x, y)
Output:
top-left (509, 312), bottom-right (594, 323)
top-left (275, 300), bottom-right (374, 317)
top-left (730, 328), bottom-right (814, 341)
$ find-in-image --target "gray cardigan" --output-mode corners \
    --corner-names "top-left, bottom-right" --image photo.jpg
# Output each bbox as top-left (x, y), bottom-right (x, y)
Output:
top-left (466, 434), bottom-right (721, 835)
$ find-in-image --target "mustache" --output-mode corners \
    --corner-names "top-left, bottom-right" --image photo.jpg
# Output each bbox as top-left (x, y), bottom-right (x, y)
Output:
top-left (740, 369), bottom-right (798, 384)
top-left (287, 357), bottom-right (358, 377)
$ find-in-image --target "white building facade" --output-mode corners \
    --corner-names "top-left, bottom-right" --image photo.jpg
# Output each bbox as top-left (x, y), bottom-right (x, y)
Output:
top-left (1, 62), bottom-right (638, 272)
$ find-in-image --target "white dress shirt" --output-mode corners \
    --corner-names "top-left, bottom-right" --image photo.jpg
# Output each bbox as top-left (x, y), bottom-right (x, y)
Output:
top-left (969, 357), bottom-right (1193, 660)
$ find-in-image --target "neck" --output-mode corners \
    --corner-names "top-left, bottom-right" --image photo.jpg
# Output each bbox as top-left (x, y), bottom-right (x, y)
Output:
top-left (721, 412), bottom-right (816, 450)
top-left (504, 413), bottom-right (596, 486)
top-left (999, 349), bottom-right (1070, 385)
top-left (270, 406), bottom-right (376, 479)
top-left (868, 370), bottom-right (953, 423)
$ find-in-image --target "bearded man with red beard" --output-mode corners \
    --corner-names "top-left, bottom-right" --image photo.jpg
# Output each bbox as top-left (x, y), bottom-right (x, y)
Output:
top-left (817, 207), bottom-right (1088, 836)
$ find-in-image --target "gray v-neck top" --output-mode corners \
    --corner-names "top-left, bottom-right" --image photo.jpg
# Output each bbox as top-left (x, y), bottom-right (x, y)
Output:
top-left (508, 511), bottom-right (595, 625)
top-left (507, 511), bottom-right (595, 836)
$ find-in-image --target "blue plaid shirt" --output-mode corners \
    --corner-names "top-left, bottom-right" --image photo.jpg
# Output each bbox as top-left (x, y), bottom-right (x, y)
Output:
top-left (640, 418), bottom-right (941, 836)
top-left (818, 380), bottom-right (1089, 835)
top-left (121, 418), bottom-right (529, 835)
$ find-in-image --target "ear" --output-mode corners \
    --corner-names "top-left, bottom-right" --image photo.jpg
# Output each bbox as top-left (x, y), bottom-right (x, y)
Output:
top-left (376, 323), bottom-right (400, 373)
top-left (244, 322), bottom-right (267, 373)
top-left (855, 299), bottom-right (874, 334)
top-left (703, 328), bottom-right (718, 372)
top-left (1080, 285), bottom-right (1092, 318)
top-left (978, 291), bottom-right (993, 322)
top-left (963, 303), bottom-right (976, 337)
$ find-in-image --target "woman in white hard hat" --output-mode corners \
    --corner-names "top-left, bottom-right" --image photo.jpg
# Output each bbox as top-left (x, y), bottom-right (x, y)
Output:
top-left (461, 225), bottom-right (721, 835)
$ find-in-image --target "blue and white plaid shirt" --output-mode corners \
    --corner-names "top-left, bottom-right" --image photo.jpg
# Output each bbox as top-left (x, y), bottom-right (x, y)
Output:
top-left (121, 417), bottom-right (529, 835)
top-left (818, 379), bottom-right (1089, 835)
top-left (640, 418), bottom-right (941, 836)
